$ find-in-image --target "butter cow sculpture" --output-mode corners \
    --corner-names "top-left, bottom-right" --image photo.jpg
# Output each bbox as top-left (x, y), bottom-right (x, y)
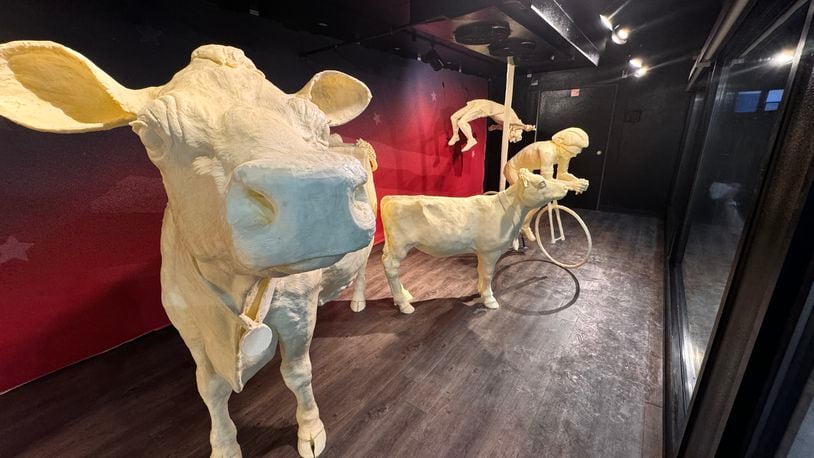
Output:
top-left (380, 169), bottom-right (567, 314)
top-left (447, 98), bottom-right (536, 152)
top-left (0, 41), bottom-right (377, 458)
top-left (504, 127), bottom-right (591, 242)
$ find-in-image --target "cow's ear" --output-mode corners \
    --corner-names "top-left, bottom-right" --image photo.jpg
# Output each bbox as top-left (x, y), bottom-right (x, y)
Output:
top-left (0, 41), bottom-right (160, 133)
top-left (296, 70), bottom-right (371, 127)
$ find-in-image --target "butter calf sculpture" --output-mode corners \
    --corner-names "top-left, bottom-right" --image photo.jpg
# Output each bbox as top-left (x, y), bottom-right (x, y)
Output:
top-left (0, 41), bottom-right (377, 458)
top-left (380, 169), bottom-right (567, 313)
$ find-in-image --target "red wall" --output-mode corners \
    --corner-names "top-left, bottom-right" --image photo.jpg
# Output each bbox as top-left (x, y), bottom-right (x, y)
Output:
top-left (0, 6), bottom-right (486, 392)
top-left (336, 66), bottom-right (487, 243)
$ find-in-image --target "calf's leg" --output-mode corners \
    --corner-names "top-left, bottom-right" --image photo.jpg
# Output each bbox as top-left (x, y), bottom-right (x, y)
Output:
top-left (349, 258), bottom-right (368, 312)
top-left (476, 251), bottom-right (501, 309)
top-left (271, 301), bottom-right (325, 458)
top-left (192, 350), bottom-right (241, 458)
top-left (382, 242), bottom-right (414, 314)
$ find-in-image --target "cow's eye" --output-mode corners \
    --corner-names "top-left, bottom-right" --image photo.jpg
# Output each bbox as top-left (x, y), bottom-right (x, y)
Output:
top-left (134, 95), bottom-right (184, 161)
top-left (287, 96), bottom-right (330, 149)
top-left (131, 120), bottom-right (166, 161)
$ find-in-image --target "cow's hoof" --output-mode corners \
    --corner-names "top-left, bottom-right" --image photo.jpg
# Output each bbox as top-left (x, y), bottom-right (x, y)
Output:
top-left (448, 136), bottom-right (459, 146)
top-left (483, 298), bottom-right (500, 309)
top-left (398, 302), bottom-right (415, 314)
top-left (350, 299), bottom-right (366, 312)
top-left (211, 443), bottom-right (242, 458)
top-left (512, 238), bottom-right (520, 251)
top-left (462, 139), bottom-right (478, 152)
top-left (297, 425), bottom-right (326, 458)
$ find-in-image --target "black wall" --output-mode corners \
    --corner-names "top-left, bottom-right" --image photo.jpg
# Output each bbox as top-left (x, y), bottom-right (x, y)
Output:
top-left (487, 61), bottom-right (696, 217)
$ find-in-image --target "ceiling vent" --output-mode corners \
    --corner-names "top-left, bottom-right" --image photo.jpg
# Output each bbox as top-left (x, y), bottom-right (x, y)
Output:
top-left (453, 21), bottom-right (511, 45)
top-left (488, 37), bottom-right (536, 57)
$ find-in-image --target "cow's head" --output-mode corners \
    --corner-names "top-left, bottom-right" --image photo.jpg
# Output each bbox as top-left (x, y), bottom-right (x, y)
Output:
top-left (0, 41), bottom-right (375, 276)
top-left (515, 168), bottom-right (567, 207)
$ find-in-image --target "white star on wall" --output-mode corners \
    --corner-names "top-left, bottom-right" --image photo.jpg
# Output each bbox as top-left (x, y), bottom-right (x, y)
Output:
top-left (139, 25), bottom-right (163, 45)
top-left (431, 91), bottom-right (437, 102)
top-left (0, 236), bottom-right (34, 265)
top-left (373, 113), bottom-right (382, 125)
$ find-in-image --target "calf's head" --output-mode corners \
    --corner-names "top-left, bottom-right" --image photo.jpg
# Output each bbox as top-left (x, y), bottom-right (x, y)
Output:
top-left (0, 41), bottom-right (375, 275)
top-left (514, 168), bottom-right (567, 207)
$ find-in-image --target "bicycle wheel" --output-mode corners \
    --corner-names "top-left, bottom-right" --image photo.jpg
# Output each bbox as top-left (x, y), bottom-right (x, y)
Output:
top-left (532, 203), bottom-right (592, 268)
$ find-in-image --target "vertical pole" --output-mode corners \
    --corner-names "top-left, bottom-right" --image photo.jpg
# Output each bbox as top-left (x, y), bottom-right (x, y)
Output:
top-left (498, 56), bottom-right (516, 191)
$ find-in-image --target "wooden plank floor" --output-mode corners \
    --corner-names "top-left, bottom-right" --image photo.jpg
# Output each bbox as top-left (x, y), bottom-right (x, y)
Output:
top-left (0, 210), bottom-right (664, 457)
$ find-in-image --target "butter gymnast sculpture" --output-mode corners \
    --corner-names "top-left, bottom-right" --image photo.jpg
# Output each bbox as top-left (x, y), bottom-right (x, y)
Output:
top-left (447, 98), bottom-right (536, 152)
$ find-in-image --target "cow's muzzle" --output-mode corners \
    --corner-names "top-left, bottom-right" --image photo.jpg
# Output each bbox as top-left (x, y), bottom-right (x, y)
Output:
top-left (225, 155), bottom-right (374, 274)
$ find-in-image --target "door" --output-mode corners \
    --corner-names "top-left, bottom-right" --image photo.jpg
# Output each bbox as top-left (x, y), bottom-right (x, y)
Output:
top-left (536, 86), bottom-right (616, 209)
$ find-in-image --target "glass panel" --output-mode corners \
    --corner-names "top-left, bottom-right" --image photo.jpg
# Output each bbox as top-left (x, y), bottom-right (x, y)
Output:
top-left (681, 9), bottom-right (805, 390)
top-left (765, 88), bottom-right (785, 111)
top-left (734, 90), bottom-right (762, 112)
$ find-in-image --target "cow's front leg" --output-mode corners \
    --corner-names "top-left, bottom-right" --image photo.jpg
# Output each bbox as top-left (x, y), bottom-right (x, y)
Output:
top-left (193, 354), bottom-right (241, 458)
top-left (273, 303), bottom-right (325, 457)
top-left (382, 243), bottom-right (414, 314)
top-left (476, 251), bottom-right (501, 309)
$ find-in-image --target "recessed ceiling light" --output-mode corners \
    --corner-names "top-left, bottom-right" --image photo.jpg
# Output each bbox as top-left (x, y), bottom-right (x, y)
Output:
top-left (612, 28), bottom-right (630, 45)
top-left (600, 14), bottom-right (614, 31)
top-left (772, 49), bottom-right (795, 65)
top-left (634, 66), bottom-right (649, 77)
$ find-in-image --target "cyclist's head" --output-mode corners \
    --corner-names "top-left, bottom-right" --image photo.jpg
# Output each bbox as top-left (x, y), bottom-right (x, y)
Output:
top-left (552, 127), bottom-right (589, 157)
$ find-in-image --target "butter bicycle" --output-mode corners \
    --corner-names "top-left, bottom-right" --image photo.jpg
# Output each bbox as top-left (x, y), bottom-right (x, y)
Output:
top-left (531, 200), bottom-right (592, 268)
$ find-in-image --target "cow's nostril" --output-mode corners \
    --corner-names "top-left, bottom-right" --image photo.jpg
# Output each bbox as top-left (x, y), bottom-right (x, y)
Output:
top-left (247, 188), bottom-right (276, 224)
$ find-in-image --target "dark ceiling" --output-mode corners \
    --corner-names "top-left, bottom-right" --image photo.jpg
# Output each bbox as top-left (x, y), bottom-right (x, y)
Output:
top-left (211, 0), bottom-right (723, 78)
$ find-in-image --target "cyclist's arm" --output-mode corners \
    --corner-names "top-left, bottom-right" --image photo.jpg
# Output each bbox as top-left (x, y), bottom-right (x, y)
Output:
top-left (556, 157), bottom-right (579, 181)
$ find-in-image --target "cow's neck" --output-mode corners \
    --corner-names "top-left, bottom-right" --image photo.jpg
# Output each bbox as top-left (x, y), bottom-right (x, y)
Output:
top-left (163, 207), bottom-right (261, 316)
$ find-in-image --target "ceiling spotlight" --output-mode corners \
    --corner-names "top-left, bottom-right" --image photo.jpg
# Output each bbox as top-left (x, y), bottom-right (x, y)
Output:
top-left (600, 14), bottom-right (614, 31)
top-left (422, 47), bottom-right (445, 71)
top-left (629, 57), bottom-right (643, 68)
top-left (772, 49), bottom-right (795, 65)
top-left (612, 28), bottom-right (630, 45)
top-left (634, 66), bottom-right (649, 78)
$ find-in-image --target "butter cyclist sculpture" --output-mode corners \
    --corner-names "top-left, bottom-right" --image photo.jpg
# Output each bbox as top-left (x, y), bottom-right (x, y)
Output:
top-left (504, 127), bottom-right (593, 268)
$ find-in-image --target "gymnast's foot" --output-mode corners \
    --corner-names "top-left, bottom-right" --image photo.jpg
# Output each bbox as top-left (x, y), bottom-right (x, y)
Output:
top-left (462, 138), bottom-right (478, 152)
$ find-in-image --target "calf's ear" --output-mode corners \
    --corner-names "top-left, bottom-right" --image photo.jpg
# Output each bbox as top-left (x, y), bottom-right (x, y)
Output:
top-left (0, 41), bottom-right (159, 133)
top-left (296, 70), bottom-right (372, 127)
top-left (518, 167), bottom-right (531, 188)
